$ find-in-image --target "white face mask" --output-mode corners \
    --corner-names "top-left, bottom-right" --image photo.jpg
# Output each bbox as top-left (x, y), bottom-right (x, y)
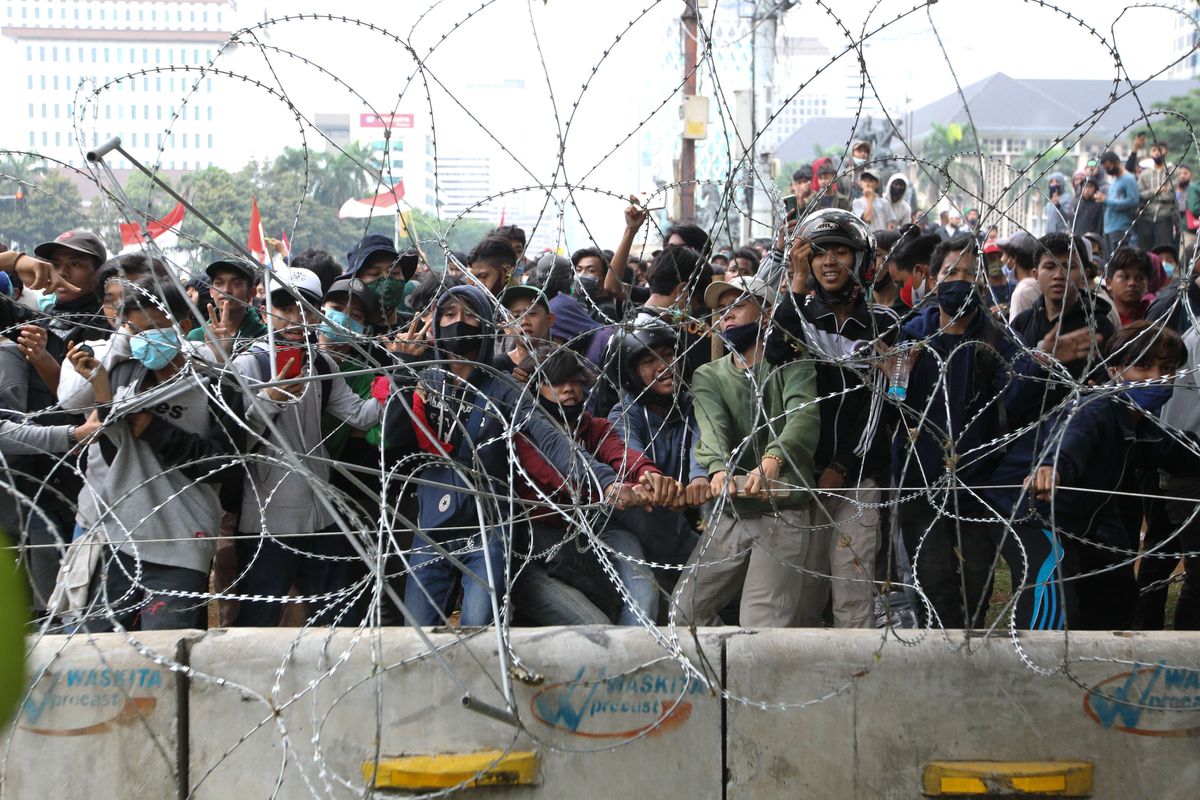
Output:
top-left (912, 272), bottom-right (930, 303)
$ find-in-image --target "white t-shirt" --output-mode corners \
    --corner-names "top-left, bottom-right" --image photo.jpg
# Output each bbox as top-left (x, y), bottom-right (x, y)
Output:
top-left (851, 196), bottom-right (895, 232)
top-left (1008, 276), bottom-right (1041, 322)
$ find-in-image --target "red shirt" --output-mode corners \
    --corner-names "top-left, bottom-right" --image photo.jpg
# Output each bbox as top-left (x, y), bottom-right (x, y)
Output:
top-left (515, 412), bottom-right (660, 527)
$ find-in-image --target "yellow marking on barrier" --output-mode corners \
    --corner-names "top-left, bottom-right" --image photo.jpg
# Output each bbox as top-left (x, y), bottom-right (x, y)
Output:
top-left (363, 750), bottom-right (539, 790)
top-left (923, 761), bottom-right (1093, 796)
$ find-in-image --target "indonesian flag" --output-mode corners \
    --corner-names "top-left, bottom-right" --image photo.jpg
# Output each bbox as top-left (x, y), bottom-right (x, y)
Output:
top-left (248, 197), bottom-right (268, 265)
top-left (118, 201), bottom-right (185, 255)
top-left (337, 183), bottom-right (405, 219)
top-left (279, 230), bottom-right (291, 258)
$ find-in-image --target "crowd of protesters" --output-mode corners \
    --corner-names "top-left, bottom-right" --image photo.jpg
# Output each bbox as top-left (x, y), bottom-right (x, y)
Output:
top-left (1, 138), bottom-right (1198, 634)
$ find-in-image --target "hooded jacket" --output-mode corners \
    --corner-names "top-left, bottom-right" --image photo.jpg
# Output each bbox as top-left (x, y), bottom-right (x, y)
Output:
top-left (885, 173), bottom-right (912, 229)
top-left (1147, 277), bottom-right (1200, 335)
top-left (1043, 172), bottom-right (1076, 235)
top-left (385, 285), bottom-right (618, 532)
top-left (892, 303), bottom-right (1033, 488)
top-left (607, 390), bottom-right (706, 484)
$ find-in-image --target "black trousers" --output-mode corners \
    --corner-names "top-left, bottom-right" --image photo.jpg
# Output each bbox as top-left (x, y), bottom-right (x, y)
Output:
top-left (233, 527), bottom-right (353, 627)
top-left (899, 496), bottom-right (997, 628)
top-left (83, 547), bottom-right (209, 632)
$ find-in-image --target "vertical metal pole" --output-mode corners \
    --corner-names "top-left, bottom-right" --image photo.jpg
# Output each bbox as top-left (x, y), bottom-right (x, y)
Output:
top-left (681, 0), bottom-right (698, 222)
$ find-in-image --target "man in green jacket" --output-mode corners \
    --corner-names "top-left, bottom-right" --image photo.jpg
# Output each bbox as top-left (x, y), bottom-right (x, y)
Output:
top-left (672, 275), bottom-right (821, 627)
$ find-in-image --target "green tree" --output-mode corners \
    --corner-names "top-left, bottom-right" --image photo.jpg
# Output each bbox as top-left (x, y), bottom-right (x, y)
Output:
top-left (1141, 86), bottom-right (1200, 165)
top-left (0, 170), bottom-right (87, 253)
top-left (919, 122), bottom-right (988, 204)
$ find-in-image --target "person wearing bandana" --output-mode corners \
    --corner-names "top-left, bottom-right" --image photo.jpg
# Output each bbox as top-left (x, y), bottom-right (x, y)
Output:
top-left (384, 285), bottom-right (627, 627)
top-left (346, 234), bottom-right (418, 331)
top-left (672, 274), bottom-right (821, 628)
top-left (761, 208), bottom-right (901, 627)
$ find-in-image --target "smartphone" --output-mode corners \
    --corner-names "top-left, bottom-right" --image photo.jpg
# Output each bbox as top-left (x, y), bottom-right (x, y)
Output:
top-left (783, 194), bottom-right (798, 220)
top-left (275, 346), bottom-right (304, 380)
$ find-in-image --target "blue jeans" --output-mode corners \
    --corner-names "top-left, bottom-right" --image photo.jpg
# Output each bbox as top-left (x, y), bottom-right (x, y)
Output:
top-left (404, 529), bottom-right (505, 627)
top-left (510, 562), bottom-right (610, 625)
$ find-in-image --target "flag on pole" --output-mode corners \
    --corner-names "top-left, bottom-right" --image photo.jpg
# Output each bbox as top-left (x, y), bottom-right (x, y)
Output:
top-left (279, 230), bottom-right (291, 258)
top-left (337, 183), bottom-right (405, 219)
top-left (498, 205), bottom-right (506, 227)
top-left (118, 201), bottom-right (185, 255)
top-left (248, 197), bottom-right (268, 265)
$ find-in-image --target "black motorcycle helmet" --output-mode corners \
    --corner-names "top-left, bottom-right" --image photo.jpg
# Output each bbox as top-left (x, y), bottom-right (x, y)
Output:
top-left (607, 317), bottom-right (680, 396)
top-left (796, 207), bottom-right (876, 284)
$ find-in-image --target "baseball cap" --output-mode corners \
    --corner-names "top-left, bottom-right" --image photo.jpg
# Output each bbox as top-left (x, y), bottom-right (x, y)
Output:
top-left (497, 284), bottom-right (549, 312)
top-left (859, 167), bottom-right (881, 183)
top-left (34, 229), bottom-right (107, 267)
top-left (324, 276), bottom-right (380, 319)
top-left (983, 242), bottom-right (1001, 255)
top-left (704, 275), bottom-right (777, 310)
top-left (268, 266), bottom-right (322, 305)
top-left (997, 231), bottom-right (1037, 254)
top-left (205, 258), bottom-right (257, 283)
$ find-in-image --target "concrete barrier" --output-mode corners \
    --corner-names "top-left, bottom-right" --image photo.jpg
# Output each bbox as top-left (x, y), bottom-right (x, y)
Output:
top-left (3, 630), bottom-right (195, 799)
top-left (724, 629), bottom-right (1200, 799)
top-left (186, 626), bottom-right (724, 798)
top-left (7, 628), bottom-right (1199, 798)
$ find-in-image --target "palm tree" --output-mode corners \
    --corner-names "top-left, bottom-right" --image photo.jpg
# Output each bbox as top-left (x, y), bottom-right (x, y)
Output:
top-left (0, 154), bottom-right (47, 193)
top-left (918, 122), bottom-right (987, 206)
top-left (312, 142), bottom-right (374, 207)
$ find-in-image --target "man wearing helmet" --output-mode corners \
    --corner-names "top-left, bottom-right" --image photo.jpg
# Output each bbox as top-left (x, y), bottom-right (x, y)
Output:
top-left (763, 208), bottom-right (901, 627)
top-left (607, 319), bottom-right (710, 599)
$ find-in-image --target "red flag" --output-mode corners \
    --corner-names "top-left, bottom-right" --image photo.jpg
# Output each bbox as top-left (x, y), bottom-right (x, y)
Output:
top-left (337, 183), bottom-right (405, 219)
top-left (248, 198), bottom-right (267, 265)
top-left (279, 230), bottom-right (291, 257)
top-left (118, 201), bottom-right (185, 253)
top-left (498, 205), bottom-right (506, 227)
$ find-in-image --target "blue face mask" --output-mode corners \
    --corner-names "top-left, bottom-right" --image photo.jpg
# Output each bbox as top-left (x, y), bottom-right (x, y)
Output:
top-left (37, 293), bottom-right (56, 312)
top-left (320, 308), bottom-right (365, 343)
top-left (130, 327), bottom-right (181, 371)
top-left (1122, 383), bottom-right (1173, 414)
top-left (1163, 262), bottom-right (1176, 279)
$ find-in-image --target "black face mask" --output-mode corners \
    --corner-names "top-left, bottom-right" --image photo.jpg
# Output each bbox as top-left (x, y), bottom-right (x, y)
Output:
top-left (889, 184), bottom-right (906, 202)
top-left (575, 274), bottom-right (606, 301)
top-left (438, 321), bottom-right (484, 358)
top-left (539, 395), bottom-right (583, 427)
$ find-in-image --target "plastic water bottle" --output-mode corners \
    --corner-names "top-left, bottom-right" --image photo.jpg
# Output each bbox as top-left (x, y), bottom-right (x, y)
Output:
top-left (887, 343), bottom-right (911, 401)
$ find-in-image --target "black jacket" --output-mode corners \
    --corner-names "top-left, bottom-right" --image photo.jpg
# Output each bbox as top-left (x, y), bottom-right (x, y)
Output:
top-left (766, 292), bottom-right (901, 480)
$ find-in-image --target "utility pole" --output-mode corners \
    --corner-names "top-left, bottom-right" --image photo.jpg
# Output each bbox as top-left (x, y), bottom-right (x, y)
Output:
top-left (680, 0), bottom-right (698, 222)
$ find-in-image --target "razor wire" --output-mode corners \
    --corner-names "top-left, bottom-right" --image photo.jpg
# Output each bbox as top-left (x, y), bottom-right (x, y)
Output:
top-left (2, 0), bottom-right (1200, 796)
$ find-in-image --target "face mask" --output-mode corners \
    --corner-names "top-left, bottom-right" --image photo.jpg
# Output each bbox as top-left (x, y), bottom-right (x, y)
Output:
top-left (853, 157), bottom-right (866, 166)
top-left (1122, 383), bottom-right (1172, 414)
top-left (438, 320), bottom-right (484, 358)
top-left (369, 278), bottom-right (406, 311)
top-left (911, 274), bottom-right (930, 304)
top-left (130, 327), bottom-right (181, 371)
top-left (320, 308), bottom-right (365, 343)
top-left (575, 274), bottom-right (602, 300)
top-left (937, 279), bottom-right (979, 317)
top-left (1153, 155), bottom-right (1165, 165)
top-left (889, 185), bottom-right (906, 202)
top-left (1002, 265), bottom-right (1016, 284)
top-left (1163, 262), bottom-right (1176, 279)
top-left (539, 394), bottom-right (584, 427)
top-left (721, 321), bottom-right (760, 353)
top-left (966, 218), bottom-right (979, 228)
top-left (37, 293), bottom-right (56, 313)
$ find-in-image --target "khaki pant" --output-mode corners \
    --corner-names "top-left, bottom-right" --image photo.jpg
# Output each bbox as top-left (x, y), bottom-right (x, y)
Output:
top-left (672, 506), bottom-right (812, 628)
top-left (793, 480), bottom-right (881, 628)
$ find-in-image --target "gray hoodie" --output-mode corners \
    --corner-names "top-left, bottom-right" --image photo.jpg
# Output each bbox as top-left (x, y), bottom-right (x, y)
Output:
top-left (95, 344), bottom-right (233, 575)
top-left (233, 342), bottom-right (382, 534)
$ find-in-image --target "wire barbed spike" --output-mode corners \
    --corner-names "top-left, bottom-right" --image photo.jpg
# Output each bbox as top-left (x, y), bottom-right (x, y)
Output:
top-left (3, 1), bottom-right (1200, 796)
